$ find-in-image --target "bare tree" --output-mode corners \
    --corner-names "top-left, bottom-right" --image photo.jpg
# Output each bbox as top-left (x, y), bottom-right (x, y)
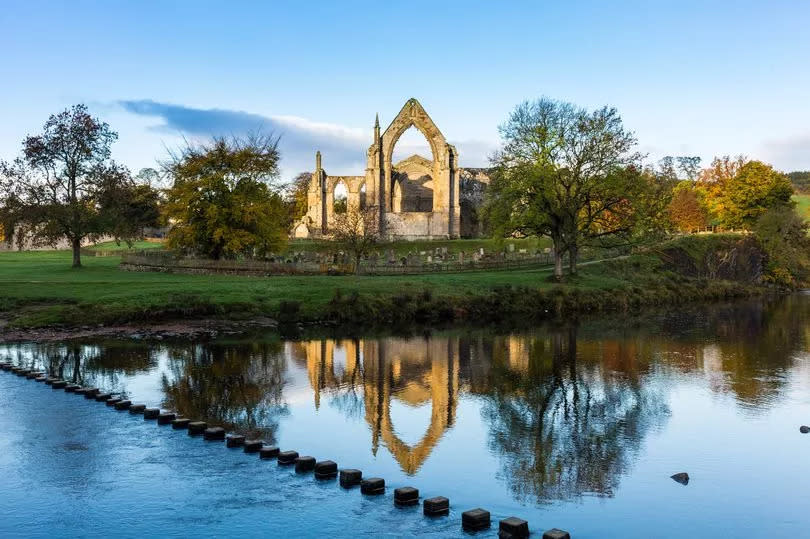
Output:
top-left (331, 207), bottom-right (380, 274)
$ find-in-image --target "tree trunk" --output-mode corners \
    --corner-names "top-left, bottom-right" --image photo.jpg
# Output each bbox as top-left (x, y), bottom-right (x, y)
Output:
top-left (568, 243), bottom-right (578, 276)
top-left (553, 247), bottom-right (563, 281)
top-left (71, 237), bottom-right (82, 268)
top-left (355, 253), bottom-right (362, 275)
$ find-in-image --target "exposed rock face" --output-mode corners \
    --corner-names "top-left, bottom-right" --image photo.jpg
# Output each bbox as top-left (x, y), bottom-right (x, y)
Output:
top-left (661, 236), bottom-right (765, 283)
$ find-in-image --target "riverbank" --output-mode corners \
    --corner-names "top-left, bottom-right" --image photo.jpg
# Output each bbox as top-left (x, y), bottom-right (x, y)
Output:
top-left (0, 235), bottom-right (772, 341)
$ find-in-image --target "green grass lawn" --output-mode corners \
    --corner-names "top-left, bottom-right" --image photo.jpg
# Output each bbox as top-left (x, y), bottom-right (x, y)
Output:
top-left (792, 194), bottom-right (810, 220)
top-left (0, 248), bottom-right (623, 327)
top-left (88, 240), bottom-right (165, 250)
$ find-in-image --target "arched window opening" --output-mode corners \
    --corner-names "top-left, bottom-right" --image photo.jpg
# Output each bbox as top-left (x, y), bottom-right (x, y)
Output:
top-left (359, 183), bottom-right (367, 210)
top-left (333, 181), bottom-right (348, 214)
top-left (391, 127), bottom-right (434, 213)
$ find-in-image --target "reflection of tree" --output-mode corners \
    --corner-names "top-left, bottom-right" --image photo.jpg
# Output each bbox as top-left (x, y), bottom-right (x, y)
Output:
top-left (4, 341), bottom-right (157, 392)
top-left (480, 326), bottom-right (669, 502)
top-left (161, 341), bottom-right (288, 441)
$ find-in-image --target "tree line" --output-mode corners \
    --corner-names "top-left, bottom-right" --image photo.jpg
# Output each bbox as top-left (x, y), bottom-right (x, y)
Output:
top-left (1, 101), bottom-right (807, 284)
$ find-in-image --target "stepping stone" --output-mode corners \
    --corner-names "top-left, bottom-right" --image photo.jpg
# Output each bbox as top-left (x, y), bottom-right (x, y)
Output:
top-left (423, 496), bottom-right (449, 516)
top-left (314, 460), bottom-right (337, 480)
top-left (51, 380), bottom-right (67, 389)
top-left (172, 418), bottom-right (191, 430)
top-left (360, 477), bottom-right (385, 495)
top-left (543, 529), bottom-right (570, 539)
top-left (114, 400), bottom-right (132, 410)
top-left (226, 435), bottom-right (245, 448)
top-left (295, 456), bottom-right (316, 473)
top-left (203, 427), bottom-right (225, 441)
top-left (339, 469), bottom-right (362, 488)
top-left (499, 517), bottom-right (529, 538)
top-left (143, 408), bottom-right (160, 419)
top-left (187, 421), bottom-right (207, 435)
top-left (95, 393), bottom-right (113, 402)
top-left (462, 508), bottom-right (490, 531)
top-left (394, 487), bottom-right (419, 506)
top-left (129, 404), bottom-right (147, 414)
top-left (278, 451), bottom-right (298, 465)
top-left (35, 376), bottom-right (48, 382)
top-left (64, 384), bottom-right (81, 392)
top-left (106, 398), bottom-right (123, 406)
top-left (157, 412), bottom-right (176, 425)
top-left (244, 440), bottom-right (263, 453)
top-left (259, 446), bottom-right (279, 460)
top-left (82, 388), bottom-right (100, 399)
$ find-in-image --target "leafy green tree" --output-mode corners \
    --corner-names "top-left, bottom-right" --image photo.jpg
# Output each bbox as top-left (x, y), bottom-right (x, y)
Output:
top-left (721, 161), bottom-right (793, 229)
top-left (284, 171), bottom-right (311, 225)
top-left (0, 104), bottom-right (154, 266)
top-left (485, 97), bottom-right (648, 279)
top-left (753, 204), bottom-right (810, 285)
top-left (163, 134), bottom-right (287, 259)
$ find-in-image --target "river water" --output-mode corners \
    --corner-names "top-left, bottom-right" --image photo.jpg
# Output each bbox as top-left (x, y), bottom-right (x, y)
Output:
top-left (2, 295), bottom-right (810, 538)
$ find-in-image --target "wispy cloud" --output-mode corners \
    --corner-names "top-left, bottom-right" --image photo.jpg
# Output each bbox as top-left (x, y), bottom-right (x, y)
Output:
top-left (118, 99), bottom-right (496, 179)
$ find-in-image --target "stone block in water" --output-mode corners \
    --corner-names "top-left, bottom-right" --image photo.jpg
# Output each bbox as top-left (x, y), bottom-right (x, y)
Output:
top-left (143, 407), bottom-right (160, 419)
top-left (339, 469), bottom-right (362, 488)
top-left (51, 380), bottom-right (67, 389)
top-left (106, 398), bottom-right (123, 406)
top-left (226, 435), bottom-right (246, 448)
top-left (461, 508), bottom-right (490, 531)
top-left (244, 440), bottom-right (263, 453)
top-left (314, 460), bottom-right (337, 479)
top-left (259, 446), bottom-right (279, 460)
top-left (542, 529), bottom-right (570, 539)
top-left (172, 418), bottom-right (191, 430)
top-left (157, 412), bottom-right (176, 425)
top-left (361, 477), bottom-right (385, 495)
top-left (499, 517), bottom-right (529, 538)
top-left (188, 421), bottom-right (208, 436)
top-left (129, 404), bottom-right (146, 414)
top-left (95, 393), bottom-right (112, 402)
top-left (203, 427), bottom-right (225, 441)
top-left (294, 456), bottom-right (316, 473)
top-left (277, 451), bottom-right (298, 465)
top-left (394, 487), bottom-right (419, 506)
top-left (423, 496), bottom-right (449, 516)
top-left (114, 400), bottom-right (132, 410)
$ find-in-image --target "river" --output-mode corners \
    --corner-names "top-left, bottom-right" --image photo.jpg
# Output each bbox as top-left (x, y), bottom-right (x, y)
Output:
top-left (2, 295), bottom-right (809, 537)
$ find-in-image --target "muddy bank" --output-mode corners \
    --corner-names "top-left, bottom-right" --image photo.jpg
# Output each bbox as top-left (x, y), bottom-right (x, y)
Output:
top-left (0, 317), bottom-right (279, 344)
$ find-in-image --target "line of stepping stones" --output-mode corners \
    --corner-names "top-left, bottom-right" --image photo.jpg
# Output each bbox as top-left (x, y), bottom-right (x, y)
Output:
top-left (0, 362), bottom-right (570, 539)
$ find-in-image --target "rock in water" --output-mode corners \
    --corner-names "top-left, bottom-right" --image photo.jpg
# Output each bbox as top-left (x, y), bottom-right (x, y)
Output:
top-left (671, 472), bottom-right (690, 485)
top-left (800, 426), bottom-right (809, 434)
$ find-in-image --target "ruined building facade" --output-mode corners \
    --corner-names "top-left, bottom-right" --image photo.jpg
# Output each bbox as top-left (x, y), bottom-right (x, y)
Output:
top-left (292, 98), bottom-right (489, 240)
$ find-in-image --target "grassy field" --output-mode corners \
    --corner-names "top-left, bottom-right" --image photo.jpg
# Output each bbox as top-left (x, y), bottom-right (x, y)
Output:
top-left (88, 240), bottom-right (165, 251)
top-left (0, 235), bottom-right (761, 329)
top-left (792, 194), bottom-right (810, 220)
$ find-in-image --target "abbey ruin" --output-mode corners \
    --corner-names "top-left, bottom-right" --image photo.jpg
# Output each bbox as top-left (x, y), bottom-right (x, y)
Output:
top-left (292, 98), bottom-right (489, 240)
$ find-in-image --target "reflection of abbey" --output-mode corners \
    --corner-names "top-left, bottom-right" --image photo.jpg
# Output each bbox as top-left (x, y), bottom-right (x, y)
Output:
top-left (292, 98), bottom-right (490, 240)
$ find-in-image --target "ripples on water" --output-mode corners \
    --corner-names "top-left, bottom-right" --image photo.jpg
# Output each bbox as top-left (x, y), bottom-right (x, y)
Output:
top-left (2, 296), bottom-right (810, 537)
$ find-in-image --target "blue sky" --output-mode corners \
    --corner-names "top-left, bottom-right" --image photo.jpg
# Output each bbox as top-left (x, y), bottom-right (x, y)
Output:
top-left (1, 0), bottom-right (809, 181)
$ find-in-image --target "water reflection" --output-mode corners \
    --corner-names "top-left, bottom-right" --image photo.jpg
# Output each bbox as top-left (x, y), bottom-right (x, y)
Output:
top-left (479, 327), bottom-right (669, 501)
top-left (160, 340), bottom-right (289, 441)
top-left (288, 338), bottom-right (459, 474)
top-left (3, 296), bottom-right (810, 509)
